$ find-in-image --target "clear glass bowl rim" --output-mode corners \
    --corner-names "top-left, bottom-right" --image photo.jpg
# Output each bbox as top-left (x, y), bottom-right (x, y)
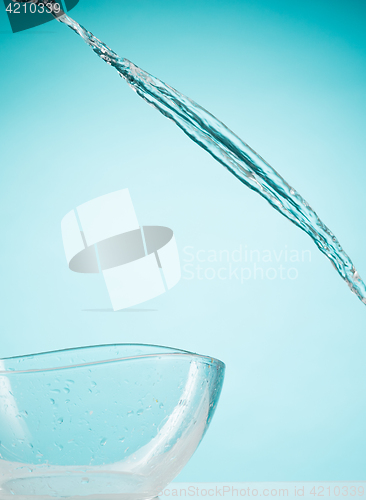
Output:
top-left (0, 343), bottom-right (225, 375)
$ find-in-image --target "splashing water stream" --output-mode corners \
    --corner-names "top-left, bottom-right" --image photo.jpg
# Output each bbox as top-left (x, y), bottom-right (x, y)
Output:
top-left (43, 9), bottom-right (366, 305)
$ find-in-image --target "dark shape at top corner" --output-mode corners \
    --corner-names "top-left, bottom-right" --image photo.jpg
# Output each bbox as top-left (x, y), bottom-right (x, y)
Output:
top-left (4, 0), bottom-right (80, 33)
top-left (63, 0), bottom-right (79, 11)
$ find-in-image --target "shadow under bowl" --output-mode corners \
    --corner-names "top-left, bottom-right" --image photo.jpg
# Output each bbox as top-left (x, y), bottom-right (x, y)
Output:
top-left (0, 344), bottom-right (225, 499)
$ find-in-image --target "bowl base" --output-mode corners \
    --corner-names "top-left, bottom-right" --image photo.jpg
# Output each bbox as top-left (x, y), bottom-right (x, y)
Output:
top-left (0, 473), bottom-right (159, 500)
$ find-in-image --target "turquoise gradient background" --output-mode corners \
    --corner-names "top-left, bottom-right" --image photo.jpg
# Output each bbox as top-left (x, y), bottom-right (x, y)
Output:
top-left (1, 0), bottom-right (366, 482)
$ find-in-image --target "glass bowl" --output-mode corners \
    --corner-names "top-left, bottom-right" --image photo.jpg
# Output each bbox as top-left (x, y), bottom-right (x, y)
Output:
top-left (0, 344), bottom-right (225, 499)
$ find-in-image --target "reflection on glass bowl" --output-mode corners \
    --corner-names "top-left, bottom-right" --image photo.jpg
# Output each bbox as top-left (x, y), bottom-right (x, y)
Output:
top-left (0, 344), bottom-right (225, 499)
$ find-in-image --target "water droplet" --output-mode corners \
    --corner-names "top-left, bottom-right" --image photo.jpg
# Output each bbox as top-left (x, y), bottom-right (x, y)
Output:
top-left (127, 410), bottom-right (134, 417)
top-left (54, 443), bottom-right (63, 451)
top-left (57, 418), bottom-right (63, 424)
top-left (100, 438), bottom-right (107, 446)
top-left (63, 387), bottom-right (70, 394)
top-left (50, 399), bottom-right (55, 405)
top-left (91, 381), bottom-right (97, 387)
top-left (137, 409), bottom-right (143, 416)
top-left (81, 478), bottom-right (89, 484)
top-left (66, 380), bottom-right (74, 385)
top-left (51, 389), bottom-right (60, 394)
top-left (119, 437), bottom-right (125, 443)
top-left (159, 403), bottom-right (164, 409)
